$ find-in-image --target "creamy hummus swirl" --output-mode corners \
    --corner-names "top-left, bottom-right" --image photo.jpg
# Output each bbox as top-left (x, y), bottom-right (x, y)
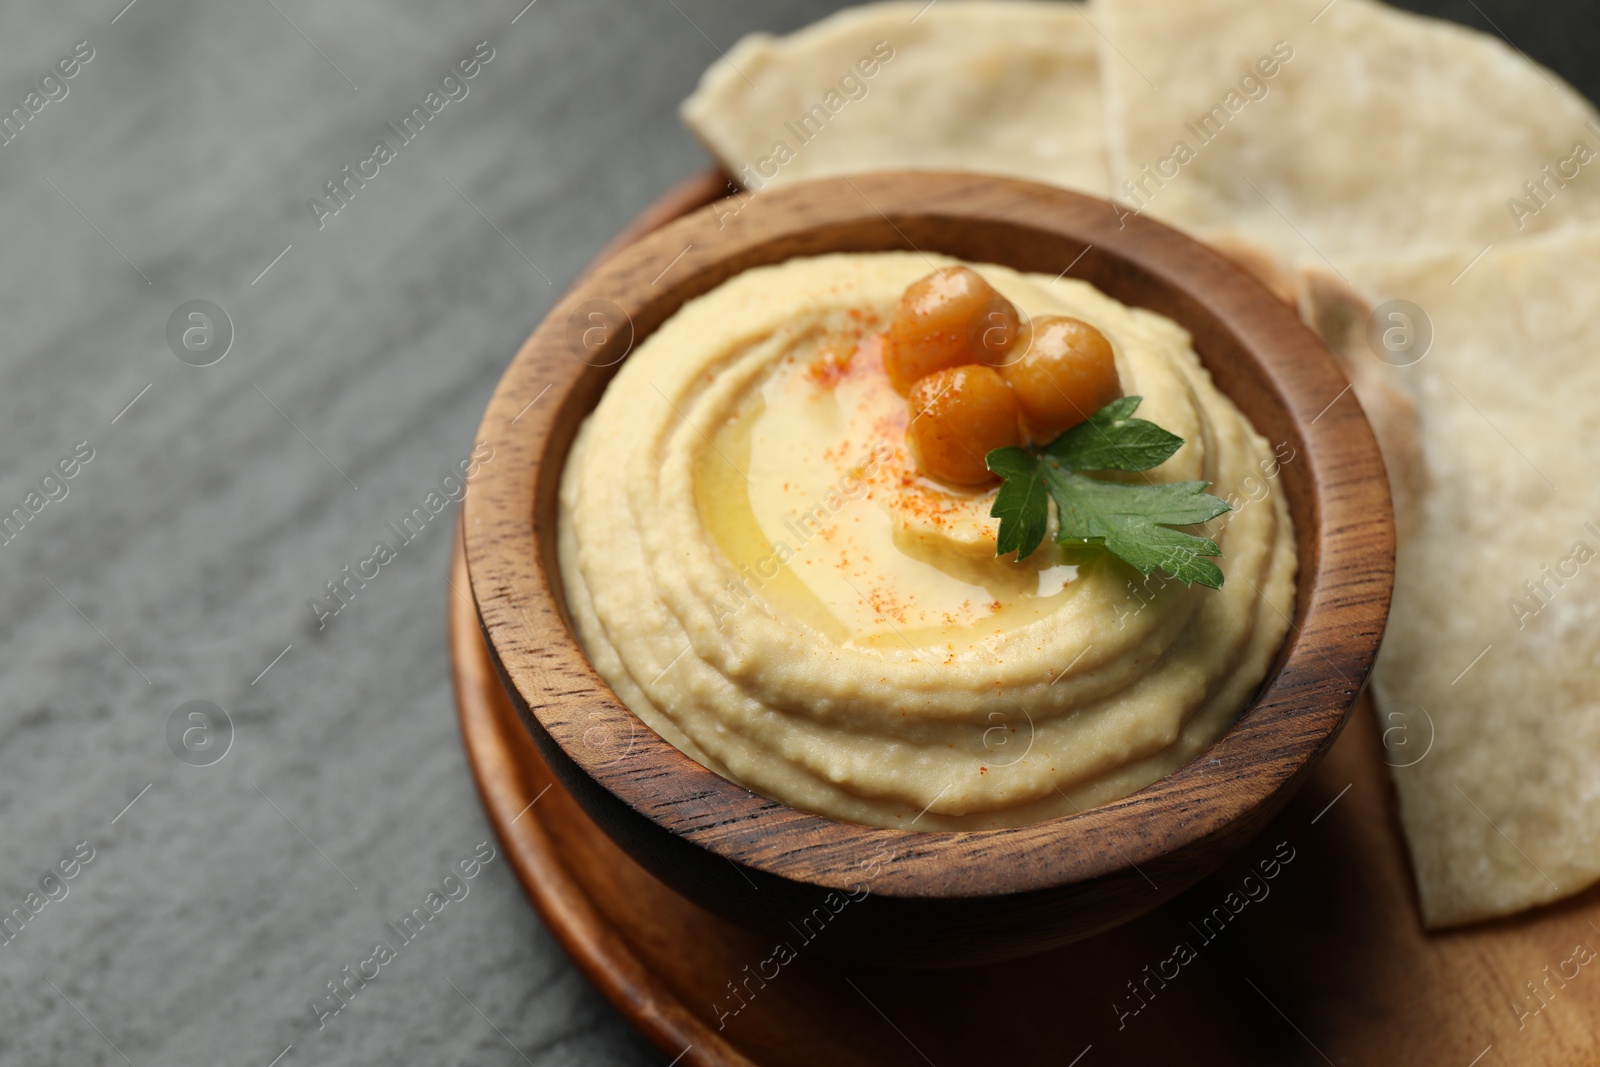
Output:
top-left (558, 252), bottom-right (1296, 830)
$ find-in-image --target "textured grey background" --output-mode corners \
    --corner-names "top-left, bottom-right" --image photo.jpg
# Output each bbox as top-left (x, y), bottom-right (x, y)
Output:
top-left (0, 1), bottom-right (1589, 1065)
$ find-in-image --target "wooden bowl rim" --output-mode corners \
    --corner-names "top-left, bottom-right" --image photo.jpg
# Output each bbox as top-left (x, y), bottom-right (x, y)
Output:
top-left (463, 170), bottom-right (1394, 899)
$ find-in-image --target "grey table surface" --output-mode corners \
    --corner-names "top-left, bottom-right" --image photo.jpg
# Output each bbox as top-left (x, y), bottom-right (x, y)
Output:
top-left (0, 2), bottom-right (1591, 1065)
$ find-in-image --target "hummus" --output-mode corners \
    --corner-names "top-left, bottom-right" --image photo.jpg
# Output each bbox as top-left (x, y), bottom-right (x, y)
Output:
top-left (558, 252), bottom-right (1296, 830)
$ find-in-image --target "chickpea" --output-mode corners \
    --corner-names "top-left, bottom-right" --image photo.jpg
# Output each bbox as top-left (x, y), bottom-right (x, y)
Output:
top-left (883, 267), bottom-right (1022, 394)
top-left (1000, 315), bottom-right (1121, 441)
top-left (906, 365), bottom-right (1020, 487)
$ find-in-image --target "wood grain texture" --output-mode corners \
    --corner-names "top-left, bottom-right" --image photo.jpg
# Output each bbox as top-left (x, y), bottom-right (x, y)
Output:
top-left (452, 526), bottom-right (1600, 1067)
top-left (459, 171), bottom-right (1394, 966)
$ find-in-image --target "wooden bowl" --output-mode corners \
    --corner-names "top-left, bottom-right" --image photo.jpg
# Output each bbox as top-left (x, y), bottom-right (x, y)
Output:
top-left (462, 171), bottom-right (1394, 967)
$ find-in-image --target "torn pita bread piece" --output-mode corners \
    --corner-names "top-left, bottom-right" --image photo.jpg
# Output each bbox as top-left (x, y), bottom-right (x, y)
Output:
top-left (1098, 0), bottom-right (1600, 263)
top-left (1207, 228), bottom-right (1298, 304)
top-left (1295, 265), bottom-right (1426, 543)
top-left (681, 1), bottom-right (1109, 197)
top-left (1336, 228), bottom-right (1600, 927)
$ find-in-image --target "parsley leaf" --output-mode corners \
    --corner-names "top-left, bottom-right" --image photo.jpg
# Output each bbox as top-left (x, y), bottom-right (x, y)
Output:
top-left (985, 396), bottom-right (1232, 588)
top-left (987, 446), bottom-right (1050, 560)
top-left (1040, 465), bottom-right (1230, 588)
top-left (1044, 395), bottom-right (1184, 472)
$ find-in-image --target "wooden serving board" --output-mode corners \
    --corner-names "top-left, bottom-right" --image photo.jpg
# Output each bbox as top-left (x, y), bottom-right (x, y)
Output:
top-left (450, 172), bottom-right (1600, 1066)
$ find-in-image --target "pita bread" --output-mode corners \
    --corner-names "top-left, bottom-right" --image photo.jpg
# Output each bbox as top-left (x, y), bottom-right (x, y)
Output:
top-left (679, 0), bottom-right (1600, 925)
top-left (1330, 229), bottom-right (1600, 926)
top-left (1098, 0), bottom-right (1600, 263)
top-left (1295, 266), bottom-right (1426, 542)
top-left (1208, 228), bottom-right (1299, 304)
top-left (681, 1), bottom-right (1109, 196)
